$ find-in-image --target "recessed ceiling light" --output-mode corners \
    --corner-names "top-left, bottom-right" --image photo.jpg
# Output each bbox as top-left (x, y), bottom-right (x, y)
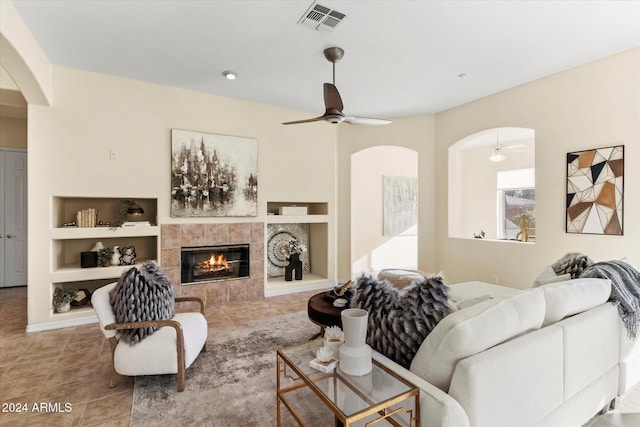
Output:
top-left (222, 71), bottom-right (237, 80)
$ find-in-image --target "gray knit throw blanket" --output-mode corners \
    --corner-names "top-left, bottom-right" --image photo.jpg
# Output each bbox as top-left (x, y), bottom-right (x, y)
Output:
top-left (552, 252), bottom-right (594, 278)
top-left (110, 261), bottom-right (175, 343)
top-left (352, 274), bottom-right (451, 368)
top-left (580, 260), bottom-right (640, 339)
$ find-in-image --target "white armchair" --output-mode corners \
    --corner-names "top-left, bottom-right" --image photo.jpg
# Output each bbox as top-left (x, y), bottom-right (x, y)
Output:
top-left (92, 282), bottom-right (208, 391)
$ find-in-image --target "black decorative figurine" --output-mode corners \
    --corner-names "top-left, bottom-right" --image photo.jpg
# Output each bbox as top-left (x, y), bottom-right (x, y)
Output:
top-left (285, 253), bottom-right (303, 281)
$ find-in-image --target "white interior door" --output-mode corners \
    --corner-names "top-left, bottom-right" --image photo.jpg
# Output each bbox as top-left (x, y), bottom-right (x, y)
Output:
top-left (1, 150), bottom-right (28, 287)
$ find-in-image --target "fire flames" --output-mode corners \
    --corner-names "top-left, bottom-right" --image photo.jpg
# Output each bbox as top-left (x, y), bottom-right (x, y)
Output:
top-left (196, 253), bottom-right (229, 272)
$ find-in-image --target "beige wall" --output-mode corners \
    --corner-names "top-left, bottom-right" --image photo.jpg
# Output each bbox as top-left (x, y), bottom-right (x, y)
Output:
top-left (0, 116), bottom-right (26, 148)
top-left (27, 65), bottom-right (338, 326)
top-left (337, 115), bottom-right (437, 279)
top-left (435, 48), bottom-right (640, 287)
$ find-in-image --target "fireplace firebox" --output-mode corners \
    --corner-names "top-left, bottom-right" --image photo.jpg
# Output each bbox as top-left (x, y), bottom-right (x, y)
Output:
top-left (181, 244), bottom-right (250, 284)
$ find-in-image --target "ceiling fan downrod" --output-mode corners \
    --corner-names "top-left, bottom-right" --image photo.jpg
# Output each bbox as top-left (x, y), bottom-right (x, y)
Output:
top-left (323, 47), bottom-right (344, 85)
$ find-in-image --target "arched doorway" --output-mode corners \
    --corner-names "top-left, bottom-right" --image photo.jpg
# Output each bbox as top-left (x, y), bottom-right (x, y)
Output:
top-left (351, 146), bottom-right (418, 276)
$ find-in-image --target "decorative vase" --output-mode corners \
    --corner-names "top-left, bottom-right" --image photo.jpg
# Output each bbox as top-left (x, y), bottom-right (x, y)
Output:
top-left (339, 308), bottom-right (372, 376)
top-left (110, 246), bottom-right (121, 266)
top-left (56, 302), bottom-right (71, 313)
top-left (90, 241), bottom-right (105, 252)
top-left (285, 253), bottom-right (303, 281)
top-left (520, 215), bottom-right (528, 242)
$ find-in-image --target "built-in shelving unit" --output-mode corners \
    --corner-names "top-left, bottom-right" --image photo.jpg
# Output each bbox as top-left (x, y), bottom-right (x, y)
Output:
top-left (266, 201), bottom-right (328, 216)
top-left (264, 201), bottom-right (333, 296)
top-left (47, 196), bottom-right (159, 325)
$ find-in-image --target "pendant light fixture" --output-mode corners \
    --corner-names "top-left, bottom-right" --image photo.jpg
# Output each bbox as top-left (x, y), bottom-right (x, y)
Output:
top-left (489, 131), bottom-right (506, 162)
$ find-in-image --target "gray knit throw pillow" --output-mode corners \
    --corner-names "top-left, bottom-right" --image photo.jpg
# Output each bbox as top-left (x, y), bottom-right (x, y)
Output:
top-left (552, 252), bottom-right (594, 278)
top-left (109, 261), bottom-right (175, 343)
top-left (352, 274), bottom-right (451, 368)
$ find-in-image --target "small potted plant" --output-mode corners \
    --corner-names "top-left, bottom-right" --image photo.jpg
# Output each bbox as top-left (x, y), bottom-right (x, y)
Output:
top-left (53, 287), bottom-right (78, 313)
top-left (97, 247), bottom-right (114, 267)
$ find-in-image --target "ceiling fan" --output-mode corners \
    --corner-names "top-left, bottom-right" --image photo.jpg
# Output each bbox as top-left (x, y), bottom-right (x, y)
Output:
top-left (489, 132), bottom-right (531, 162)
top-left (283, 47), bottom-right (391, 126)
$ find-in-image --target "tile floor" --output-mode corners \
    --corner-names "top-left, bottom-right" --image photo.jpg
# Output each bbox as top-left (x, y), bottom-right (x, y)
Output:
top-left (1, 285), bottom-right (639, 427)
top-left (0, 285), bottom-right (319, 426)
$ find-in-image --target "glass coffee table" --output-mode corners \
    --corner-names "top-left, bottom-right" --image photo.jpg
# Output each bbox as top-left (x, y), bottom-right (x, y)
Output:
top-left (277, 339), bottom-right (419, 426)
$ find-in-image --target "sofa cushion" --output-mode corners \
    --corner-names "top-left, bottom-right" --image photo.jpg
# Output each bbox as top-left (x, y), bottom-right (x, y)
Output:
top-left (110, 261), bottom-right (175, 343)
top-left (533, 265), bottom-right (571, 287)
top-left (455, 294), bottom-right (492, 310)
top-left (555, 303), bottom-right (619, 400)
top-left (410, 288), bottom-right (545, 392)
top-left (353, 274), bottom-right (452, 369)
top-left (448, 281), bottom-right (521, 303)
top-left (449, 325), bottom-right (564, 427)
top-left (540, 277), bottom-right (611, 326)
top-left (114, 312), bottom-right (208, 375)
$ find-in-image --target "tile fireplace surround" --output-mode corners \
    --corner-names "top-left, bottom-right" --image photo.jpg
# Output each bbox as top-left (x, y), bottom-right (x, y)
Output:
top-left (160, 223), bottom-right (265, 305)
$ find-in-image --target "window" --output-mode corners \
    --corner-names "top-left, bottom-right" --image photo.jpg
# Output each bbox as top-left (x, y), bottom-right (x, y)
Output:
top-left (497, 168), bottom-right (535, 241)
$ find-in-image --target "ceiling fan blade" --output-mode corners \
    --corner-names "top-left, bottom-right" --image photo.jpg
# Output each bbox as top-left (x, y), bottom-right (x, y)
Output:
top-left (282, 116), bottom-right (327, 125)
top-left (343, 116), bottom-right (392, 125)
top-left (504, 143), bottom-right (528, 150)
top-left (324, 83), bottom-right (344, 113)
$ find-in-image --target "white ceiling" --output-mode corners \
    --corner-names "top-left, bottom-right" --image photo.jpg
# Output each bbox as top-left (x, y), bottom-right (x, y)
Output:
top-left (10, 0), bottom-right (640, 119)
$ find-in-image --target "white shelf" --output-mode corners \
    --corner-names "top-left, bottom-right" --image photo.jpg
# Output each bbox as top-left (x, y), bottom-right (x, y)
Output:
top-left (50, 225), bottom-right (159, 239)
top-left (52, 306), bottom-right (95, 318)
top-left (265, 215), bottom-right (329, 224)
top-left (51, 261), bottom-right (155, 282)
top-left (265, 273), bottom-right (332, 297)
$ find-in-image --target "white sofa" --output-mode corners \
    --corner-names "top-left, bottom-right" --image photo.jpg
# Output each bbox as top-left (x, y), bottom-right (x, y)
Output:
top-left (372, 279), bottom-right (640, 427)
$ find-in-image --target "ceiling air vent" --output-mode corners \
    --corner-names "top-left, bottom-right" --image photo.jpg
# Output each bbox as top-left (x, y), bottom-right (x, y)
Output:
top-left (298, 1), bottom-right (346, 33)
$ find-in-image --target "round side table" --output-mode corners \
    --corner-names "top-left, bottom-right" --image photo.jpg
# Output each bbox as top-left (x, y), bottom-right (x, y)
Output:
top-left (307, 291), bottom-right (345, 338)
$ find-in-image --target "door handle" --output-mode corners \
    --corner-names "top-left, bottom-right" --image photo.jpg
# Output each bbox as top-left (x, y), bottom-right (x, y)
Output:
top-left (7, 234), bottom-right (15, 238)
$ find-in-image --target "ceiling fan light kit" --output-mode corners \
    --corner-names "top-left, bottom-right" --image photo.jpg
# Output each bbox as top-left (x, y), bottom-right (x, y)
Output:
top-left (283, 47), bottom-right (391, 126)
top-left (489, 132), bottom-right (506, 162)
top-left (489, 149), bottom-right (506, 163)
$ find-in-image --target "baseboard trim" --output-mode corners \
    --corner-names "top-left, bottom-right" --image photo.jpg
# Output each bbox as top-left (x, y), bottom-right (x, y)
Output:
top-left (26, 314), bottom-right (98, 333)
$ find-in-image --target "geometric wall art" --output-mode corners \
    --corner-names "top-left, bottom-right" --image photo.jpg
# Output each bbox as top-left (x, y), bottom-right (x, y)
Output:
top-left (170, 129), bottom-right (258, 217)
top-left (566, 145), bottom-right (623, 235)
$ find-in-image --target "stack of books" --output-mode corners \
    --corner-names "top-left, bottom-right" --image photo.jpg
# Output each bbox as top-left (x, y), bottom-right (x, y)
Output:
top-left (76, 208), bottom-right (97, 227)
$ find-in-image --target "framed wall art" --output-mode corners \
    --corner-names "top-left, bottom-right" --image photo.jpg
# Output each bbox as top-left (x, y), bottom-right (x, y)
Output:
top-left (171, 129), bottom-right (258, 217)
top-left (566, 145), bottom-right (623, 235)
top-left (383, 175), bottom-right (418, 236)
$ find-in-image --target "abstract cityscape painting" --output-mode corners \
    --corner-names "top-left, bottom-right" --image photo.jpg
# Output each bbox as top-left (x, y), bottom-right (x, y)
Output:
top-left (566, 145), bottom-right (623, 235)
top-left (171, 129), bottom-right (258, 217)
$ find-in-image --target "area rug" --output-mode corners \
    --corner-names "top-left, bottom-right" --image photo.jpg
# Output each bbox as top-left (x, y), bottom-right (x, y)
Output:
top-left (131, 311), bottom-right (332, 426)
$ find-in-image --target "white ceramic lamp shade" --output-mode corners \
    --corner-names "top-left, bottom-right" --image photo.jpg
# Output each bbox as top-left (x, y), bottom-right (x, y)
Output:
top-left (339, 308), bottom-right (372, 376)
